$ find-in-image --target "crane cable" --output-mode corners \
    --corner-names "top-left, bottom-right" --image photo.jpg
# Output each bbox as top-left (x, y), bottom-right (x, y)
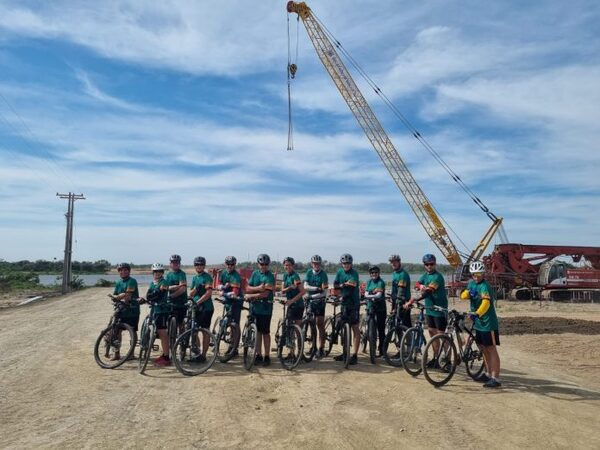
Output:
top-left (286, 14), bottom-right (299, 151)
top-left (310, 12), bottom-right (501, 226)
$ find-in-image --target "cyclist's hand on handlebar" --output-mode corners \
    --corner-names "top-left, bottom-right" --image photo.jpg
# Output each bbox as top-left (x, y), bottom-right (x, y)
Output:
top-left (468, 312), bottom-right (479, 321)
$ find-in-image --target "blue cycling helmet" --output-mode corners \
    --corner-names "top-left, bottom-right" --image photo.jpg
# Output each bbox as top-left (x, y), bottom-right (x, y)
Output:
top-left (422, 254), bottom-right (436, 264)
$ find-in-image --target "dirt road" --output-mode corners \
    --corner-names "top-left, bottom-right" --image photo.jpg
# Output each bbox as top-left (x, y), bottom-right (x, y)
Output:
top-left (1, 289), bottom-right (599, 449)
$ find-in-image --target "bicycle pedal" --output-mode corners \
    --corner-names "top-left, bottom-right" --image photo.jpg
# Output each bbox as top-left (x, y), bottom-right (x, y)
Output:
top-left (152, 345), bottom-right (160, 351)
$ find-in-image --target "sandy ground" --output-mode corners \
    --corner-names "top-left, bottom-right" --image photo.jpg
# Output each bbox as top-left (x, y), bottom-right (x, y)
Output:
top-left (1, 288), bottom-right (599, 449)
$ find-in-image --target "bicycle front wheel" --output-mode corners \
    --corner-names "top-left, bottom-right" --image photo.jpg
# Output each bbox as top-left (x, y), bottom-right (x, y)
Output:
top-left (216, 321), bottom-right (240, 363)
top-left (242, 322), bottom-right (258, 371)
top-left (323, 315), bottom-right (335, 357)
top-left (367, 317), bottom-right (377, 364)
top-left (138, 321), bottom-right (155, 375)
top-left (422, 334), bottom-right (458, 387)
top-left (173, 328), bottom-right (217, 376)
top-left (301, 320), bottom-right (317, 363)
top-left (94, 323), bottom-right (136, 369)
top-left (278, 324), bottom-right (303, 370)
top-left (464, 336), bottom-right (486, 379)
top-left (400, 327), bottom-right (425, 375)
top-left (167, 316), bottom-right (178, 354)
top-left (383, 326), bottom-right (405, 368)
top-left (341, 322), bottom-right (351, 369)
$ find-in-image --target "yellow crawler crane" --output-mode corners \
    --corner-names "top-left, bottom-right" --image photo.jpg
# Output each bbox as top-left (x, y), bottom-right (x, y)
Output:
top-left (287, 1), bottom-right (504, 271)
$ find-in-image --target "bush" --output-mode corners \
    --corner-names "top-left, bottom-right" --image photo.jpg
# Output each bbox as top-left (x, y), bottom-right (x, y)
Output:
top-left (0, 271), bottom-right (40, 290)
top-left (95, 278), bottom-right (115, 287)
top-left (69, 275), bottom-right (85, 291)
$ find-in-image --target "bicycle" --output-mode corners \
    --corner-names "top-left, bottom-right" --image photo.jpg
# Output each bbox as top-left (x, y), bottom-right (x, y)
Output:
top-left (172, 300), bottom-right (217, 376)
top-left (323, 296), bottom-right (351, 369)
top-left (300, 296), bottom-right (319, 362)
top-left (212, 297), bottom-right (241, 363)
top-left (137, 298), bottom-right (164, 375)
top-left (399, 301), bottom-right (427, 376)
top-left (421, 306), bottom-right (486, 387)
top-left (240, 299), bottom-right (259, 371)
top-left (381, 295), bottom-right (410, 367)
top-left (274, 298), bottom-right (304, 370)
top-left (358, 300), bottom-right (378, 364)
top-left (94, 296), bottom-right (137, 369)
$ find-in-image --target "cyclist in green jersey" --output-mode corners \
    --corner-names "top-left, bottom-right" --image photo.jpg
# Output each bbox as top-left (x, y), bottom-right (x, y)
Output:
top-left (246, 254), bottom-right (275, 366)
top-left (389, 254), bottom-right (412, 328)
top-left (281, 257), bottom-right (305, 326)
top-left (461, 261), bottom-right (501, 388)
top-left (110, 262), bottom-right (139, 361)
top-left (218, 256), bottom-right (243, 357)
top-left (141, 263), bottom-right (171, 367)
top-left (189, 256), bottom-right (214, 362)
top-left (333, 253), bottom-right (361, 365)
top-left (303, 255), bottom-right (329, 358)
top-left (166, 254), bottom-right (187, 331)
top-left (364, 265), bottom-right (386, 356)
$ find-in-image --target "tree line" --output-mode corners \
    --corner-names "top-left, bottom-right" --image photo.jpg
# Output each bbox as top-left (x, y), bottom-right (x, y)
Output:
top-left (0, 259), bottom-right (112, 274)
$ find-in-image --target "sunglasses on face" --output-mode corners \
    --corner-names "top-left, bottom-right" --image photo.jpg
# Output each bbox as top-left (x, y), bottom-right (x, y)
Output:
top-left (424, 263), bottom-right (435, 267)
top-left (259, 263), bottom-right (268, 266)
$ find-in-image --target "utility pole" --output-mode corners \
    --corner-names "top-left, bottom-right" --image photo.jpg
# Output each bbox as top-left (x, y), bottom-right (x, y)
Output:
top-left (57, 193), bottom-right (85, 294)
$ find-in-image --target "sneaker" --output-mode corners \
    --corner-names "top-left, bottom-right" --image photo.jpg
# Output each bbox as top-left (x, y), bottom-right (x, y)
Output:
top-left (110, 352), bottom-right (121, 361)
top-left (349, 354), bottom-right (358, 365)
top-left (426, 359), bottom-right (439, 369)
top-left (483, 378), bottom-right (502, 388)
top-left (474, 373), bottom-right (491, 383)
top-left (255, 354), bottom-right (264, 364)
top-left (191, 354), bottom-right (207, 363)
top-left (232, 348), bottom-right (239, 357)
top-left (333, 354), bottom-right (345, 362)
top-left (263, 356), bottom-right (271, 367)
top-left (153, 355), bottom-right (171, 367)
top-left (317, 348), bottom-right (325, 359)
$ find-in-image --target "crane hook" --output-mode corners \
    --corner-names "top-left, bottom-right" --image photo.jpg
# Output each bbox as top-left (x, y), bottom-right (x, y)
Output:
top-left (289, 63), bottom-right (297, 79)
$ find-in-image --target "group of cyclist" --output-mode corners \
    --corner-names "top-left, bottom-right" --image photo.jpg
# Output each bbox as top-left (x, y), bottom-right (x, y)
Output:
top-left (111, 251), bottom-right (501, 387)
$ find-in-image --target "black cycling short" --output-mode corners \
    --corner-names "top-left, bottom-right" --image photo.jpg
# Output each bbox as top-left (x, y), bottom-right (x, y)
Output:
top-left (399, 307), bottom-right (412, 328)
top-left (120, 315), bottom-right (140, 332)
top-left (310, 300), bottom-right (326, 317)
top-left (196, 309), bottom-right (214, 329)
top-left (255, 314), bottom-right (272, 334)
top-left (475, 329), bottom-right (500, 346)
top-left (171, 305), bottom-right (187, 324)
top-left (341, 307), bottom-right (360, 325)
top-left (426, 314), bottom-right (447, 331)
top-left (155, 312), bottom-right (169, 330)
top-left (226, 301), bottom-right (242, 325)
top-left (287, 306), bottom-right (304, 322)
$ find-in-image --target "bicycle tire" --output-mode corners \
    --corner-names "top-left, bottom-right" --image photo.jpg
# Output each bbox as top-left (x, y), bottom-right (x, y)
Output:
top-left (464, 335), bottom-right (486, 379)
top-left (301, 320), bottom-right (317, 363)
top-left (341, 322), bottom-right (351, 369)
top-left (323, 316), bottom-right (335, 357)
top-left (359, 315), bottom-right (368, 353)
top-left (383, 327), bottom-right (404, 368)
top-left (400, 327), bottom-right (425, 375)
top-left (173, 328), bottom-right (217, 376)
top-left (93, 323), bottom-right (136, 369)
top-left (278, 324), bottom-right (303, 370)
top-left (138, 322), bottom-right (155, 375)
top-left (216, 321), bottom-right (240, 363)
top-left (422, 334), bottom-right (458, 387)
top-left (242, 322), bottom-right (258, 371)
top-left (167, 316), bottom-right (177, 354)
top-left (367, 317), bottom-right (377, 364)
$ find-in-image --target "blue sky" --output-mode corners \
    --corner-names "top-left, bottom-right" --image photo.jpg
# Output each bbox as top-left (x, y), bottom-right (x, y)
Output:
top-left (0, 0), bottom-right (599, 265)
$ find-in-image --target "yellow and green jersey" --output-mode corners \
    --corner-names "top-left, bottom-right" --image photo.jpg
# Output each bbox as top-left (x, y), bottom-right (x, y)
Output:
top-left (147, 277), bottom-right (169, 314)
top-left (114, 277), bottom-right (139, 318)
top-left (304, 269), bottom-right (328, 292)
top-left (418, 271), bottom-right (448, 317)
top-left (248, 270), bottom-right (275, 316)
top-left (283, 271), bottom-right (303, 310)
top-left (166, 269), bottom-right (187, 306)
top-left (334, 268), bottom-right (360, 309)
top-left (365, 278), bottom-right (386, 313)
top-left (391, 269), bottom-right (411, 305)
top-left (466, 279), bottom-right (499, 332)
top-left (192, 272), bottom-right (214, 312)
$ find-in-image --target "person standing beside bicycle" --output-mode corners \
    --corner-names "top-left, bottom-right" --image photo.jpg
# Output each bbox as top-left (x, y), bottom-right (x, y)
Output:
top-left (389, 254), bottom-right (412, 328)
top-left (364, 265), bottom-right (386, 357)
top-left (218, 256), bottom-right (243, 357)
top-left (246, 254), bottom-right (276, 366)
top-left (461, 261), bottom-right (501, 388)
top-left (333, 253), bottom-right (361, 365)
top-left (142, 263), bottom-right (172, 367)
top-left (189, 256), bottom-right (214, 363)
top-left (110, 262), bottom-right (140, 360)
top-left (166, 254), bottom-right (188, 331)
top-left (304, 254), bottom-right (329, 358)
top-left (281, 257), bottom-right (305, 327)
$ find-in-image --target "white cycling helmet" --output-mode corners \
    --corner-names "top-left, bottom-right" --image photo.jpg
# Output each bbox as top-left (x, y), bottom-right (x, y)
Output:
top-left (151, 262), bottom-right (165, 272)
top-left (469, 261), bottom-right (485, 274)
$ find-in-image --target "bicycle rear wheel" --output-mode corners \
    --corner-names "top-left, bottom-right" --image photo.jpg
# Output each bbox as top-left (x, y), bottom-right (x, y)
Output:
top-left (400, 327), bottom-right (425, 375)
top-left (167, 316), bottom-right (177, 354)
top-left (216, 321), bottom-right (240, 363)
top-left (138, 321), bottom-right (155, 375)
top-left (173, 328), bottom-right (217, 376)
top-left (367, 317), bottom-right (377, 364)
top-left (359, 314), bottom-right (368, 353)
top-left (323, 315), bottom-right (335, 357)
top-left (341, 322), bottom-right (351, 369)
top-left (94, 323), bottom-right (136, 369)
top-left (301, 320), bottom-right (317, 363)
top-left (278, 324), bottom-right (303, 370)
top-left (464, 336), bottom-right (486, 379)
top-left (422, 334), bottom-right (458, 387)
top-left (383, 326), bottom-right (405, 368)
top-left (242, 322), bottom-right (258, 371)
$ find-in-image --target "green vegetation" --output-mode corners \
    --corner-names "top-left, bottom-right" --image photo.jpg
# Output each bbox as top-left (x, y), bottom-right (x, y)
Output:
top-left (94, 278), bottom-right (115, 287)
top-left (0, 272), bottom-right (41, 290)
top-left (0, 259), bottom-right (111, 274)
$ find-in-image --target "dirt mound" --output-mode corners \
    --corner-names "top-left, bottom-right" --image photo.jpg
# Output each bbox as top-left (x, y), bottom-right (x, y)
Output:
top-left (502, 316), bottom-right (600, 335)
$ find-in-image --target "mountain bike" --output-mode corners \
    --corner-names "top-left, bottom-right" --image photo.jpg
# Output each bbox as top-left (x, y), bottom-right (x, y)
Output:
top-left (213, 297), bottom-right (241, 363)
top-left (172, 300), bottom-right (217, 376)
top-left (300, 297), bottom-right (318, 362)
top-left (399, 301), bottom-right (427, 376)
top-left (274, 299), bottom-right (304, 370)
top-left (323, 296), bottom-right (351, 369)
top-left (382, 295), bottom-right (410, 367)
top-left (94, 296), bottom-right (137, 369)
top-left (137, 299), bottom-right (162, 375)
top-left (241, 299), bottom-right (259, 371)
top-left (422, 306), bottom-right (486, 387)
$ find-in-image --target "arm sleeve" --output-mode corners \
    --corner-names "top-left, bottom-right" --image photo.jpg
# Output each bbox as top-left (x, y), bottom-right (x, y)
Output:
top-left (475, 299), bottom-right (491, 316)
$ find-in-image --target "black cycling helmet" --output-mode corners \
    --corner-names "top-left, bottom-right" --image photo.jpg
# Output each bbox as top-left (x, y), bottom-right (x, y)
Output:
top-left (257, 253), bottom-right (271, 265)
top-left (283, 256), bottom-right (295, 266)
top-left (311, 255), bottom-right (322, 264)
top-left (368, 265), bottom-right (380, 274)
top-left (340, 253), bottom-right (353, 264)
top-left (224, 256), bottom-right (237, 265)
top-left (193, 256), bottom-right (206, 266)
top-left (170, 254), bottom-right (181, 263)
top-left (117, 262), bottom-right (131, 271)
top-left (422, 253), bottom-right (436, 264)
top-left (388, 254), bottom-right (401, 262)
